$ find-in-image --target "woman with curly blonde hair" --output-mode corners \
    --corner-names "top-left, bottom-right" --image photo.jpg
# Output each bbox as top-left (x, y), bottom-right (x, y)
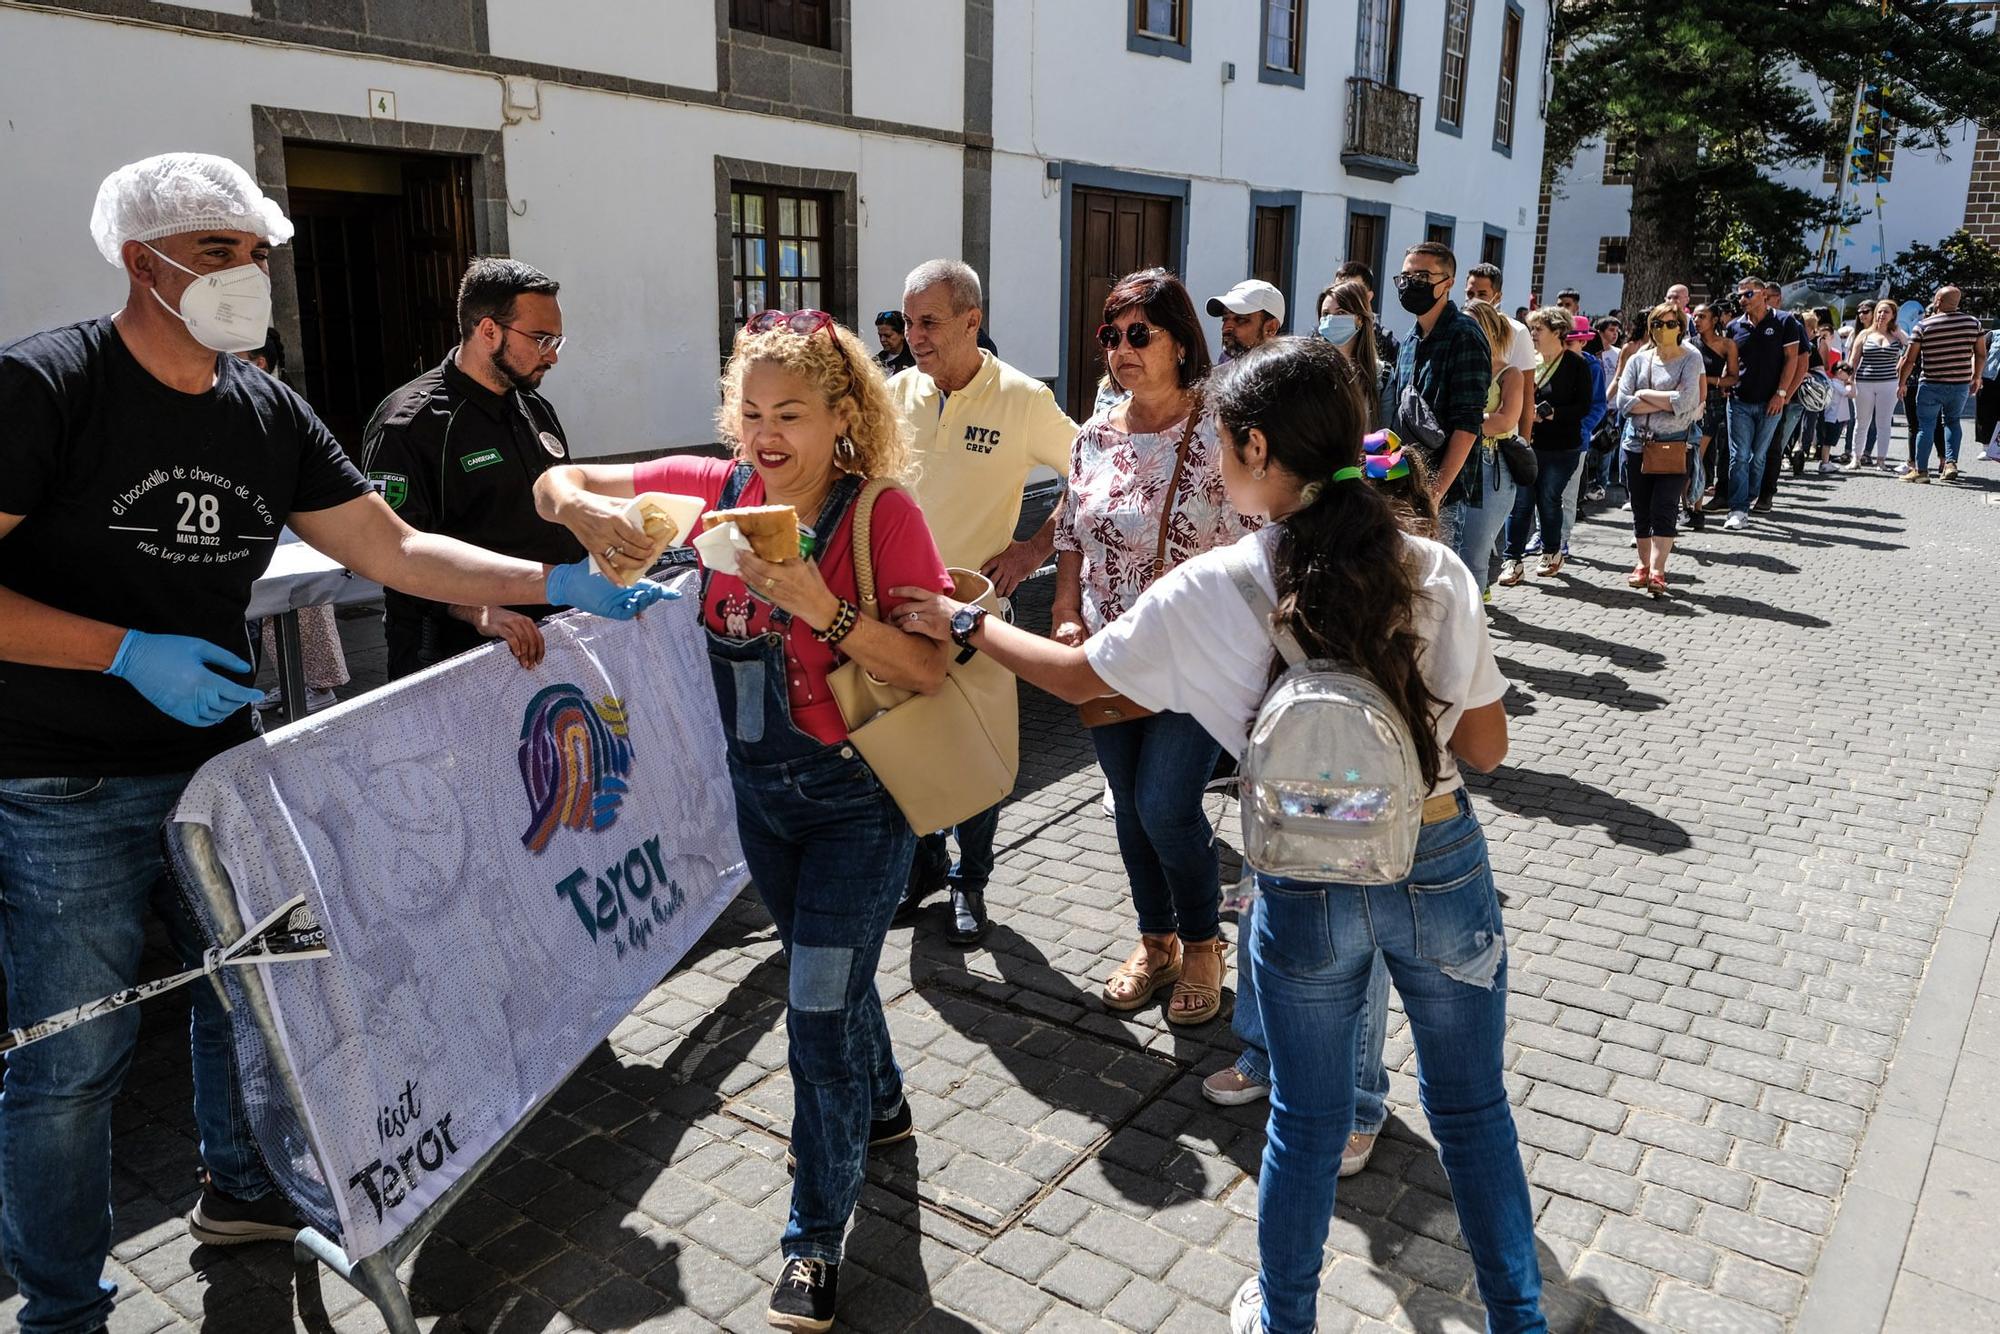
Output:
top-left (535, 309), bottom-right (952, 1329)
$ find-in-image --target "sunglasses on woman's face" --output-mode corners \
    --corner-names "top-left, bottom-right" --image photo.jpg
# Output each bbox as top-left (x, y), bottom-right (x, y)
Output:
top-left (1651, 319), bottom-right (1683, 330)
top-left (1097, 321), bottom-right (1158, 351)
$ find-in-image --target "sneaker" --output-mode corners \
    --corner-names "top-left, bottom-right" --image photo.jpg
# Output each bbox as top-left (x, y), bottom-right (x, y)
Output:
top-left (1339, 1132), bottom-right (1378, 1178)
top-left (1899, 468), bottom-right (1928, 483)
top-left (1723, 510), bottom-right (1748, 531)
top-left (767, 1257), bottom-right (838, 1332)
top-left (1620, 499), bottom-right (1633, 512)
top-left (1941, 462), bottom-right (1960, 482)
top-left (1845, 454), bottom-right (1865, 471)
top-left (1201, 1067), bottom-right (1271, 1106)
top-left (1584, 486), bottom-right (1608, 503)
top-left (1750, 499), bottom-right (1773, 514)
top-left (306, 686), bottom-right (339, 712)
top-left (786, 1100), bottom-right (915, 1172)
top-left (1523, 538), bottom-right (1543, 557)
top-left (1984, 443), bottom-right (2000, 463)
top-left (1701, 493), bottom-right (1729, 512)
top-left (187, 1179), bottom-right (302, 1246)
top-left (1229, 1276), bottom-right (1264, 1334)
top-left (944, 883), bottom-right (989, 947)
top-left (1818, 461), bottom-right (1839, 475)
top-left (1537, 553), bottom-right (1564, 577)
top-left (1497, 559), bottom-right (1525, 587)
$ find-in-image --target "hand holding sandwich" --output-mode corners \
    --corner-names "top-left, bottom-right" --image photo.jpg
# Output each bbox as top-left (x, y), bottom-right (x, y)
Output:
top-left (736, 550), bottom-right (840, 631)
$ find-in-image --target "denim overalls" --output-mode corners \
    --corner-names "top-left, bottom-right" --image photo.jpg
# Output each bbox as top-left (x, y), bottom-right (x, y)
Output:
top-left (701, 464), bottom-right (915, 1266)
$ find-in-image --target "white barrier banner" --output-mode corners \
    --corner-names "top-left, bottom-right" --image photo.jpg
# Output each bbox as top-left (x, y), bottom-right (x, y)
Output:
top-left (173, 587), bottom-right (746, 1260)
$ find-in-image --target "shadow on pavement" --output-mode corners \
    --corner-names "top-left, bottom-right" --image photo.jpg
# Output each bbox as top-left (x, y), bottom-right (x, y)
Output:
top-left (1472, 768), bottom-right (1693, 855)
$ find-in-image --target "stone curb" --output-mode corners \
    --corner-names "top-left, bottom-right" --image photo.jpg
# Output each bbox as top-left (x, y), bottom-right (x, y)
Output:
top-left (1797, 771), bottom-right (2000, 1332)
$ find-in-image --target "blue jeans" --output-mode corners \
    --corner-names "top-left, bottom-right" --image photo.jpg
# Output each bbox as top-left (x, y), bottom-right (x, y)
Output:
top-left (1251, 793), bottom-right (1543, 1333)
top-left (0, 773), bottom-right (272, 1334)
top-left (1913, 380), bottom-right (1971, 471)
top-left (1233, 927), bottom-right (1390, 1135)
top-left (1451, 445), bottom-right (1517, 593)
top-left (1504, 448), bottom-right (1582, 562)
top-left (1727, 397), bottom-right (1783, 511)
top-left (914, 801), bottom-right (1001, 888)
top-left (731, 743), bottom-right (913, 1264)
top-left (1091, 711), bottom-right (1223, 943)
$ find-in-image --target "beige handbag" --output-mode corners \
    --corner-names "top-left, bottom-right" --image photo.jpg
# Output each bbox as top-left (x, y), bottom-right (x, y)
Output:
top-left (828, 480), bottom-right (1020, 836)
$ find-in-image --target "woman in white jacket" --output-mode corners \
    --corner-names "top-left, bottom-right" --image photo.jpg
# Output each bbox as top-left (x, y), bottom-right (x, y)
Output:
top-left (1611, 302), bottom-right (1704, 598)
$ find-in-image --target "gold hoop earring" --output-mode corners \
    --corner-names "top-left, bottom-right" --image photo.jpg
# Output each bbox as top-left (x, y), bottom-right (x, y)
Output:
top-left (1251, 466), bottom-right (1267, 481)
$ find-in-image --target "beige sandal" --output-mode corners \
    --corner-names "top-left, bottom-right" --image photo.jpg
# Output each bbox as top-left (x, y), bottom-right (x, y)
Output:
top-left (1168, 936), bottom-right (1228, 1026)
top-left (1103, 933), bottom-right (1181, 1011)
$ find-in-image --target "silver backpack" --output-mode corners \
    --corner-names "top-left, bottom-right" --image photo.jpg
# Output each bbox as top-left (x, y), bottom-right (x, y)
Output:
top-left (1224, 543), bottom-right (1425, 884)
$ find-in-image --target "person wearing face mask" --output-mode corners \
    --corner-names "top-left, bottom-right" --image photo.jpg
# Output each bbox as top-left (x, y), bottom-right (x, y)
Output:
top-left (1315, 278), bottom-right (1392, 428)
top-left (0, 152), bottom-right (666, 1334)
top-left (1611, 302), bottom-right (1703, 597)
top-left (1388, 242), bottom-right (1493, 549)
top-left (362, 259), bottom-right (587, 677)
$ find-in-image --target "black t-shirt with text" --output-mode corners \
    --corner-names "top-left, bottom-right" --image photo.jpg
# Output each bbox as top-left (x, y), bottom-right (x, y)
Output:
top-left (0, 317), bottom-right (370, 776)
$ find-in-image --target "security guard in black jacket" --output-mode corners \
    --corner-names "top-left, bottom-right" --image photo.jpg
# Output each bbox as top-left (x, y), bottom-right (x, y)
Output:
top-left (363, 259), bottom-right (586, 676)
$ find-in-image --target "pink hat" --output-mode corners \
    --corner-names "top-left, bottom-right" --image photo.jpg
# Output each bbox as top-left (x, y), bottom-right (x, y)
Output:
top-left (1562, 316), bottom-right (1595, 343)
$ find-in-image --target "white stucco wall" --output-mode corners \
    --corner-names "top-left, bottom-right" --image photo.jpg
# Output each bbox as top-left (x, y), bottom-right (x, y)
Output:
top-left (986, 0), bottom-right (1550, 386)
top-left (0, 6), bottom-right (961, 456)
top-left (486, 0), bottom-right (719, 90)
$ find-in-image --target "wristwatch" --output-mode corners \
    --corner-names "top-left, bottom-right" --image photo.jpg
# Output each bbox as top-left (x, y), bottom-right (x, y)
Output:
top-left (949, 604), bottom-right (987, 664)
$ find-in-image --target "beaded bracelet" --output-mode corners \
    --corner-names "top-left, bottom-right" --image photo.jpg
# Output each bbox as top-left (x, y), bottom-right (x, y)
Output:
top-left (813, 598), bottom-right (859, 645)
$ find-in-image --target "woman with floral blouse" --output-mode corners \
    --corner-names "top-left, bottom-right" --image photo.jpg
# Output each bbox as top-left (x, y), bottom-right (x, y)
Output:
top-left (1052, 268), bottom-right (1260, 1027)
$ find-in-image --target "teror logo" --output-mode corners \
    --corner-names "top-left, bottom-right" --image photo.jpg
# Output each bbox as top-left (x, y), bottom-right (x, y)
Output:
top-left (518, 684), bottom-right (634, 853)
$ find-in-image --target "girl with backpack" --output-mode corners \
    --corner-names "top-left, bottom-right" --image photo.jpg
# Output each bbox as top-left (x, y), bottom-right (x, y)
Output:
top-left (892, 338), bottom-right (1544, 1334)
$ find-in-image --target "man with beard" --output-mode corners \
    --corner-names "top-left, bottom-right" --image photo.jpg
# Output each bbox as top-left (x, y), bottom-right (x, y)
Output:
top-left (1206, 279), bottom-right (1285, 362)
top-left (363, 259), bottom-right (586, 676)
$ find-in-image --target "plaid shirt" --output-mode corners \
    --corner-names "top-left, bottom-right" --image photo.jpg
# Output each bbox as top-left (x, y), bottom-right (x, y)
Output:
top-left (1395, 299), bottom-right (1492, 439)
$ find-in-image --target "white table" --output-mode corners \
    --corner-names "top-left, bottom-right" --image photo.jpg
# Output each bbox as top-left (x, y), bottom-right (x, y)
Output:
top-left (248, 535), bottom-right (381, 724)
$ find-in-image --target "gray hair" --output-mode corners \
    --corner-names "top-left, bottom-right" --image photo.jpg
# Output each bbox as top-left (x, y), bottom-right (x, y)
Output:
top-left (903, 259), bottom-right (983, 313)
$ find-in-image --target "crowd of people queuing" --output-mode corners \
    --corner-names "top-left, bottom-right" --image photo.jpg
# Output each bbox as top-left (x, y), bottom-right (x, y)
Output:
top-left (1, 150), bottom-right (1990, 1334)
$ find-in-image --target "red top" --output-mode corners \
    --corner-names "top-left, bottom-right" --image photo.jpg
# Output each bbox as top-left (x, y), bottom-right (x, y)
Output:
top-left (632, 455), bottom-right (952, 744)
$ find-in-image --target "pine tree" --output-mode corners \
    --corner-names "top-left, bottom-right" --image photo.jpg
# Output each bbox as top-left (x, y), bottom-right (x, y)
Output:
top-left (1544, 0), bottom-right (1999, 313)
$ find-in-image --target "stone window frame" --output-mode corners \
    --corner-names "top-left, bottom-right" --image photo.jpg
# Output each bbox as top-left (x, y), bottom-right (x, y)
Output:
top-left (713, 158), bottom-right (859, 356)
top-left (1598, 235), bottom-right (1629, 275)
top-left (715, 0), bottom-right (853, 118)
top-left (249, 105), bottom-right (511, 402)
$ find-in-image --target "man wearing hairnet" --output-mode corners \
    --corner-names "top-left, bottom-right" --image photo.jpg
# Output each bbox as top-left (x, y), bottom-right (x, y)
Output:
top-left (0, 153), bottom-right (671, 1334)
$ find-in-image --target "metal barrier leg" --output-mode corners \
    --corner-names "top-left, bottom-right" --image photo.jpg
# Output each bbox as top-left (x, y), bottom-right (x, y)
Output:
top-left (294, 1228), bottom-right (421, 1334)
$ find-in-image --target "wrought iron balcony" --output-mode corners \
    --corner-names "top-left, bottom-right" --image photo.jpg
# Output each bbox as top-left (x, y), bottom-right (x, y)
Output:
top-left (1343, 76), bottom-right (1422, 181)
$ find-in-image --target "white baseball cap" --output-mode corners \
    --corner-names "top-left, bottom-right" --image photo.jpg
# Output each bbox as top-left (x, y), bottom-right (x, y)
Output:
top-left (1206, 279), bottom-right (1285, 324)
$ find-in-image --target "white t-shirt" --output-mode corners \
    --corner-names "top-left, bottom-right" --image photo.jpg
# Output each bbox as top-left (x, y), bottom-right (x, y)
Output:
top-left (1085, 527), bottom-right (1507, 791)
top-left (1503, 317), bottom-right (1538, 375)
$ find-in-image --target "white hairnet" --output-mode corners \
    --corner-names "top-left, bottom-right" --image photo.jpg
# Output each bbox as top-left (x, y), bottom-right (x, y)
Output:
top-left (89, 152), bottom-right (293, 266)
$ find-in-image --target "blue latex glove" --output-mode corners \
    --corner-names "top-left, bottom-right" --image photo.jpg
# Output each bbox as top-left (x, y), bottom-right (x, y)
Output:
top-left (544, 559), bottom-right (678, 620)
top-left (105, 630), bottom-right (265, 727)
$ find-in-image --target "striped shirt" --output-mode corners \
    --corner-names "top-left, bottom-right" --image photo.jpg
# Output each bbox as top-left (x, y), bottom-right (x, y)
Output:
top-left (1852, 334), bottom-right (1905, 382)
top-left (1910, 310), bottom-right (1984, 384)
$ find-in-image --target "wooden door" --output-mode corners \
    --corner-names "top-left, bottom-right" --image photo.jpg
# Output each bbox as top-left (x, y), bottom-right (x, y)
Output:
top-left (1066, 186), bottom-right (1179, 419)
top-left (399, 156), bottom-right (475, 374)
top-left (289, 187), bottom-right (404, 451)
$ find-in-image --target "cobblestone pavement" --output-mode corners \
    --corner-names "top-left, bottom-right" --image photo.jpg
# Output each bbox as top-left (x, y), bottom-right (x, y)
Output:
top-left (6, 448), bottom-right (2000, 1333)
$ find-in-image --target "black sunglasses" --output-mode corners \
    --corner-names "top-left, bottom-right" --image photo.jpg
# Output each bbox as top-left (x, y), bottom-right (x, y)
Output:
top-left (1097, 322), bottom-right (1159, 350)
top-left (1650, 318), bottom-right (1683, 329)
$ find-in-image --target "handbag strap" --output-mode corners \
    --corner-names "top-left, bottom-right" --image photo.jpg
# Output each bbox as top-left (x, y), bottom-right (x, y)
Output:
top-left (846, 477), bottom-right (898, 622)
top-left (1153, 398), bottom-right (1201, 573)
top-left (1223, 540), bottom-right (1307, 669)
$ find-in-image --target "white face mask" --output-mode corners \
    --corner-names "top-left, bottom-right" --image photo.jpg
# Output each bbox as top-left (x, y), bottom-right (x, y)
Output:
top-left (144, 243), bottom-right (272, 354)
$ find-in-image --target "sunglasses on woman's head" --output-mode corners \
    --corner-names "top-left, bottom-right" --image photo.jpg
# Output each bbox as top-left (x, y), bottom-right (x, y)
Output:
top-left (1097, 322), bottom-right (1158, 350)
top-left (747, 309), bottom-right (837, 337)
